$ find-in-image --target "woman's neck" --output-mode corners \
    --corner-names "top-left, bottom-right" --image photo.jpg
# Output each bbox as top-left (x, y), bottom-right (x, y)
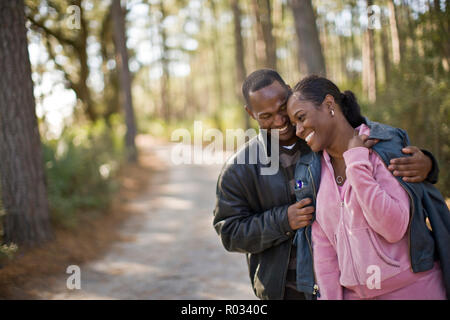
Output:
top-left (326, 120), bottom-right (355, 159)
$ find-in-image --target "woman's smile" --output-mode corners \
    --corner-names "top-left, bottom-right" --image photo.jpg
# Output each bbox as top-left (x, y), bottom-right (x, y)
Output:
top-left (305, 131), bottom-right (315, 144)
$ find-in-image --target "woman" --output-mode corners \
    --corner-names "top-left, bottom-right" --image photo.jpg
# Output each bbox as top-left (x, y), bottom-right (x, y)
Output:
top-left (286, 75), bottom-right (446, 300)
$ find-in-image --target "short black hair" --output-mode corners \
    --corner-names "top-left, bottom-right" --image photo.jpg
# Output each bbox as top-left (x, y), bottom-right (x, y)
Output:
top-left (242, 69), bottom-right (289, 109)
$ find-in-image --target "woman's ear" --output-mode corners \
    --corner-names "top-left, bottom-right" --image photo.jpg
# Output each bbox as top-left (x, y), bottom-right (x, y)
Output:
top-left (323, 94), bottom-right (335, 112)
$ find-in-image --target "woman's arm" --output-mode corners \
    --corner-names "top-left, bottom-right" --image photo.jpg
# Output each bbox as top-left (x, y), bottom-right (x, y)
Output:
top-left (344, 147), bottom-right (410, 243)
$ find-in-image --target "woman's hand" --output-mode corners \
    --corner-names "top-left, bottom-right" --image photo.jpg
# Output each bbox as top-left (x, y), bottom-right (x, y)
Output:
top-left (348, 134), bottom-right (370, 150)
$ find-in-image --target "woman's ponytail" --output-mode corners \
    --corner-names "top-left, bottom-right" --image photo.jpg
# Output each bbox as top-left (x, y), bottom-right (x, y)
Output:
top-left (340, 90), bottom-right (365, 128)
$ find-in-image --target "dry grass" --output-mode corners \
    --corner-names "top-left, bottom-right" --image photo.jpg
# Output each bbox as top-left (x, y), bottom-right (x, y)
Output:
top-left (0, 135), bottom-right (161, 299)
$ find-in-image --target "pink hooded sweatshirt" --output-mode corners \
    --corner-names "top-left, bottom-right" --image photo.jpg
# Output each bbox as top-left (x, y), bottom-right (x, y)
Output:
top-left (312, 124), bottom-right (445, 300)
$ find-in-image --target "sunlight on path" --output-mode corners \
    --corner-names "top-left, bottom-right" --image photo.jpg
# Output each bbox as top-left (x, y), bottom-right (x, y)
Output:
top-left (36, 136), bottom-right (256, 300)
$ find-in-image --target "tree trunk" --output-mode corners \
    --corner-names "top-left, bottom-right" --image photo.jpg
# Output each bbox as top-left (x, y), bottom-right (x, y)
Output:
top-left (388, 0), bottom-right (401, 64)
top-left (401, 0), bottom-right (416, 55)
top-left (251, 0), bottom-right (267, 68)
top-left (380, 11), bottom-right (391, 84)
top-left (77, 0), bottom-right (97, 122)
top-left (363, 32), bottom-right (377, 102)
top-left (210, 0), bottom-right (224, 131)
top-left (362, 30), bottom-right (369, 96)
top-left (99, 8), bottom-right (120, 121)
top-left (363, 0), bottom-right (377, 102)
top-left (111, 0), bottom-right (138, 162)
top-left (431, 0), bottom-right (450, 71)
top-left (231, 0), bottom-right (251, 130)
top-left (347, 3), bottom-right (358, 81)
top-left (0, 0), bottom-right (52, 246)
top-left (158, 1), bottom-right (171, 122)
top-left (339, 34), bottom-right (351, 81)
top-left (251, 0), bottom-right (277, 69)
top-left (289, 0), bottom-right (326, 76)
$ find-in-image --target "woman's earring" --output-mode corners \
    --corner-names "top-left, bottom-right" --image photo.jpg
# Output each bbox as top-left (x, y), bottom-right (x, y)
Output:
top-left (331, 109), bottom-right (335, 117)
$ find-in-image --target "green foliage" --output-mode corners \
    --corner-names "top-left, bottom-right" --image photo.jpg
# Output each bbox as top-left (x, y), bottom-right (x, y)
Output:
top-left (0, 186), bottom-right (17, 259)
top-left (365, 59), bottom-right (450, 197)
top-left (0, 243), bottom-right (18, 262)
top-left (42, 117), bottom-right (125, 228)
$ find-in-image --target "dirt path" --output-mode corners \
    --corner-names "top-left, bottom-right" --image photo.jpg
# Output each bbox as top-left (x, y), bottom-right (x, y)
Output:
top-left (35, 137), bottom-right (256, 300)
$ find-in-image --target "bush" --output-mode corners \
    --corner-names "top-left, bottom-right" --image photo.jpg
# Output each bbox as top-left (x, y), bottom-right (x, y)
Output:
top-left (42, 117), bottom-right (125, 228)
top-left (0, 243), bottom-right (18, 262)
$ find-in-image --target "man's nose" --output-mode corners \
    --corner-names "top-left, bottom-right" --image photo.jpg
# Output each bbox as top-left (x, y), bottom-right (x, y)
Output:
top-left (274, 113), bottom-right (285, 127)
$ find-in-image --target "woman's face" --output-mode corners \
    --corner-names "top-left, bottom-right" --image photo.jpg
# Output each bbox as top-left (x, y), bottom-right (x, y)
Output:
top-left (286, 93), bottom-right (334, 152)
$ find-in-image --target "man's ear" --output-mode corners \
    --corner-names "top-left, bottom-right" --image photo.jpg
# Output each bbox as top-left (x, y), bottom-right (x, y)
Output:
top-left (245, 105), bottom-right (256, 120)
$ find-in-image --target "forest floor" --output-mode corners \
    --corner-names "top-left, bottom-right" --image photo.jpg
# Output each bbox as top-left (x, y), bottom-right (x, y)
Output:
top-left (0, 135), bottom-right (254, 299)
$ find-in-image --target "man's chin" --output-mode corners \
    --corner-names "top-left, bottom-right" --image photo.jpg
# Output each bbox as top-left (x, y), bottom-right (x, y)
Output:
top-left (279, 131), bottom-right (297, 145)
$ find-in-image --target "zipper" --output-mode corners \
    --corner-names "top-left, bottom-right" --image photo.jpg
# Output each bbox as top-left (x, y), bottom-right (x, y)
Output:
top-left (321, 154), bottom-right (360, 294)
top-left (307, 165), bottom-right (319, 296)
top-left (371, 149), bottom-right (415, 271)
top-left (305, 225), bottom-right (319, 295)
top-left (339, 200), bottom-right (363, 287)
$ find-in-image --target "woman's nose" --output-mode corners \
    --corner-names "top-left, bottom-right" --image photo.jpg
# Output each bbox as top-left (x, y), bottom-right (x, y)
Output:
top-left (296, 123), bottom-right (304, 137)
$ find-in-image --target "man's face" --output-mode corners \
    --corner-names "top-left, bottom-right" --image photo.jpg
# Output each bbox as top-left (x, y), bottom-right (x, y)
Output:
top-left (246, 81), bottom-right (297, 146)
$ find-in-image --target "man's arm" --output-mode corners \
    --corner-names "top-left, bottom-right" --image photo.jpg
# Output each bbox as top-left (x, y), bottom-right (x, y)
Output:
top-left (213, 165), bottom-right (313, 254)
top-left (213, 166), bottom-right (291, 254)
top-left (388, 146), bottom-right (439, 183)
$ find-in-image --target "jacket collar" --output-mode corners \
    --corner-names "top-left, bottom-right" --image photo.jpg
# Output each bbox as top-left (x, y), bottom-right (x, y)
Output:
top-left (364, 117), bottom-right (393, 141)
top-left (297, 148), bottom-right (317, 165)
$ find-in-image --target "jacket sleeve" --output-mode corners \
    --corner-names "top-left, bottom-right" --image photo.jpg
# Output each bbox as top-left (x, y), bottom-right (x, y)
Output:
top-left (399, 127), bottom-right (439, 184)
top-left (421, 149), bottom-right (439, 184)
top-left (213, 164), bottom-right (293, 254)
top-left (312, 221), bottom-right (343, 300)
top-left (344, 147), bottom-right (411, 243)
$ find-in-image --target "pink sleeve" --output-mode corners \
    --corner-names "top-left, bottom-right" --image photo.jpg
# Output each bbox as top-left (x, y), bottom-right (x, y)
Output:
top-left (312, 221), bottom-right (343, 300)
top-left (343, 147), bottom-right (410, 243)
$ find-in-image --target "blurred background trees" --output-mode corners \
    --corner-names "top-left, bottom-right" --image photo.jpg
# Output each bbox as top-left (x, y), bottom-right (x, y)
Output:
top-left (0, 0), bottom-right (448, 248)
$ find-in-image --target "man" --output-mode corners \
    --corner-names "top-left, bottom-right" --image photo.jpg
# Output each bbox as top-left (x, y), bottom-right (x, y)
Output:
top-left (213, 69), bottom-right (438, 300)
